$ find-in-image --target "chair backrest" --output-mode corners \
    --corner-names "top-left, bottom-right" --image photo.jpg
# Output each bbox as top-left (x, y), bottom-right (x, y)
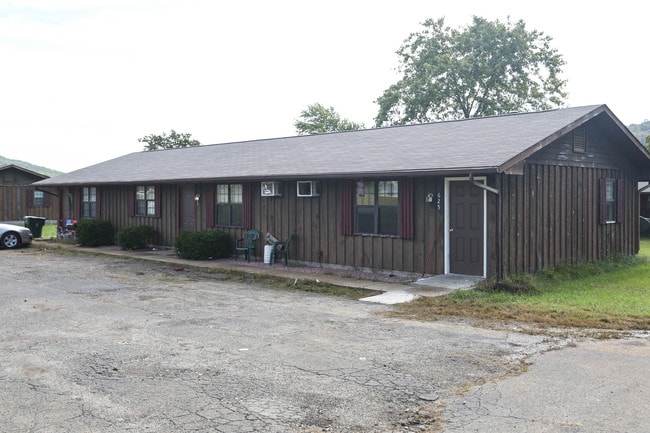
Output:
top-left (245, 229), bottom-right (260, 246)
top-left (274, 235), bottom-right (292, 251)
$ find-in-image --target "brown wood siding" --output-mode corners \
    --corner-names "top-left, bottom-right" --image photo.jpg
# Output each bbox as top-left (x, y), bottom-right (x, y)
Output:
top-left (88, 177), bottom-right (433, 275)
top-left (93, 184), bottom-right (179, 246)
top-left (527, 122), bottom-right (631, 170)
top-left (58, 162), bottom-right (641, 278)
top-left (416, 177), bottom-right (445, 275)
top-left (0, 185), bottom-right (59, 222)
top-left (499, 164), bottom-right (639, 276)
top-left (205, 184), bottom-right (215, 228)
top-left (399, 178), bottom-right (414, 238)
top-left (340, 181), bottom-right (353, 235)
top-left (244, 178), bottom-right (438, 275)
top-left (485, 175), bottom-right (499, 277)
top-left (55, 163), bottom-right (642, 279)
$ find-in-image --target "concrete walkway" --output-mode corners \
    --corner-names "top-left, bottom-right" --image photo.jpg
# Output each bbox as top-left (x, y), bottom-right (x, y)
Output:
top-left (34, 241), bottom-right (480, 302)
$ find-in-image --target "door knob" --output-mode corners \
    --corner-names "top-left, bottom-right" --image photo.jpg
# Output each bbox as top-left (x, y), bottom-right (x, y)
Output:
top-left (449, 228), bottom-right (454, 232)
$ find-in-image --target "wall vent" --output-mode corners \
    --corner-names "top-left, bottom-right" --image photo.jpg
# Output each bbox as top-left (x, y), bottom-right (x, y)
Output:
top-left (573, 127), bottom-right (586, 153)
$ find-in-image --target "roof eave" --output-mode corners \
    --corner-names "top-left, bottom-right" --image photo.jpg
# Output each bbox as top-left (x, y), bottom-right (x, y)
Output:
top-left (33, 167), bottom-right (502, 187)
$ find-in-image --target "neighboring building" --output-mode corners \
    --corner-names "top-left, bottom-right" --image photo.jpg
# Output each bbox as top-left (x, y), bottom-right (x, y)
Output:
top-left (0, 165), bottom-right (58, 222)
top-left (35, 105), bottom-right (650, 278)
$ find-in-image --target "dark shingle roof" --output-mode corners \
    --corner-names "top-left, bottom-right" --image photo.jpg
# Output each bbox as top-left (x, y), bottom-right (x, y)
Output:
top-left (0, 164), bottom-right (49, 180)
top-left (36, 105), bottom-right (644, 186)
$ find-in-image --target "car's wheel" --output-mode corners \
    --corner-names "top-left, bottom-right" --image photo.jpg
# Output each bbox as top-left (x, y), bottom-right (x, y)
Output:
top-left (1, 232), bottom-right (20, 249)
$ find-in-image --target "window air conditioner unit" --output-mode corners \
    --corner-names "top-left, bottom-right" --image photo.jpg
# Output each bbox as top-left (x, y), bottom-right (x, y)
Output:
top-left (261, 181), bottom-right (282, 197)
top-left (297, 180), bottom-right (320, 197)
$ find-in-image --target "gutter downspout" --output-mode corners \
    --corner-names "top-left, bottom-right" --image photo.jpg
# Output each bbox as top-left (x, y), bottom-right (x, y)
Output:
top-left (469, 174), bottom-right (502, 282)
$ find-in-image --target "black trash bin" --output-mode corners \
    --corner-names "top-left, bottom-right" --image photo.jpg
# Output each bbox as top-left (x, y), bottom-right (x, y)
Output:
top-left (24, 216), bottom-right (46, 238)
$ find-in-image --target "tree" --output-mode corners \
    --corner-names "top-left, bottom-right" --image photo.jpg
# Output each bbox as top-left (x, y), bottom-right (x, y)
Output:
top-left (294, 103), bottom-right (364, 135)
top-left (628, 120), bottom-right (650, 150)
top-left (139, 130), bottom-right (201, 151)
top-left (375, 16), bottom-right (567, 126)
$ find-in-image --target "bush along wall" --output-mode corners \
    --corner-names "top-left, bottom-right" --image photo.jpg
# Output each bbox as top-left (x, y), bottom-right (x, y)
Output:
top-left (75, 219), bottom-right (115, 247)
top-left (175, 230), bottom-right (231, 260)
top-left (116, 225), bottom-right (157, 250)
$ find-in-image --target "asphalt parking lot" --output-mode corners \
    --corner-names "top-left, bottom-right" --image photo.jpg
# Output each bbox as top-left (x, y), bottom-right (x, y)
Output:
top-left (1, 248), bottom-right (648, 432)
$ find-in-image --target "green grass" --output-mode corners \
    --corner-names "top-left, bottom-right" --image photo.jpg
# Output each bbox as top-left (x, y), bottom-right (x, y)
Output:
top-left (41, 223), bottom-right (58, 239)
top-left (391, 238), bottom-right (650, 330)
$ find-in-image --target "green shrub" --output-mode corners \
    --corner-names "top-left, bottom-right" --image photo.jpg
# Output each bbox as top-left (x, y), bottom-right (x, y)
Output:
top-left (75, 219), bottom-right (114, 247)
top-left (116, 225), bottom-right (157, 250)
top-left (175, 230), bottom-right (231, 260)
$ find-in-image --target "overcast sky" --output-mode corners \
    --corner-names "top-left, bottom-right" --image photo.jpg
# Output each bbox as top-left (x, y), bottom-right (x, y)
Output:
top-left (1, 0), bottom-right (647, 173)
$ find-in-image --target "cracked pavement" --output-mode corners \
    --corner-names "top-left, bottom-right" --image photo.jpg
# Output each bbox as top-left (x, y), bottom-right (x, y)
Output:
top-left (1, 248), bottom-right (647, 432)
top-left (443, 337), bottom-right (649, 432)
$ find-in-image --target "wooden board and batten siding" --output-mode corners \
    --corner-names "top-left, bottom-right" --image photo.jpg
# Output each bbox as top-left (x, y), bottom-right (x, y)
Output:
top-left (223, 178), bottom-right (445, 276)
top-left (1, 165), bottom-right (58, 222)
top-left (497, 123), bottom-right (640, 276)
top-left (72, 178), bottom-right (447, 276)
top-left (0, 185), bottom-right (58, 222)
top-left (58, 184), bottom-right (180, 247)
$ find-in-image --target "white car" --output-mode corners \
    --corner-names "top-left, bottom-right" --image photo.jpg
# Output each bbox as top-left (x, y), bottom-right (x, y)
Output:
top-left (0, 223), bottom-right (33, 249)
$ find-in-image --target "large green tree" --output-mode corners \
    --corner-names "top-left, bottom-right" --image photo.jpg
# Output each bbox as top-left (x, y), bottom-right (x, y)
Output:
top-left (295, 103), bottom-right (364, 135)
top-left (375, 16), bottom-right (567, 126)
top-left (139, 130), bottom-right (201, 151)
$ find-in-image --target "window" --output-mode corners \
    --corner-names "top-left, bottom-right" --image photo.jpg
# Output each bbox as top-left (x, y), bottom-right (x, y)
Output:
top-left (82, 187), bottom-right (97, 218)
top-left (216, 184), bottom-right (243, 226)
top-left (355, 180), bottom-right (399, 235)
top-left (33, 190), bottom-right (45, 207)
top-left (605, 179), bottom-right (616, 223)
top-left (28, 190), bottom-right (50, 208)
top-left (135, 185), bottom-right (156, 216)
top-left (600, 178), bottom-right (624, 224)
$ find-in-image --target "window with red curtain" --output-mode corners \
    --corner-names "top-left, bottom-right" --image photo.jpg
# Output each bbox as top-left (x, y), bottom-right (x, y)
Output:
top-left (27, 190), bottom-right (51, 207)
top-left (207, 183), bottom-right (252, 228)
top-left (399, 177), bottom-right (414, 238)
top-left (341, 178), bottom-right (413, 238)
top-left (341, 181), bottom-right (354, 235)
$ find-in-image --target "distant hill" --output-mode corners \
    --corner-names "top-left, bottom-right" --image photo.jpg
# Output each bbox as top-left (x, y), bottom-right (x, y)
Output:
top-left (0, 155), bottom-right (62, 178)
top-left (628, 120), bottom-right (650, 147)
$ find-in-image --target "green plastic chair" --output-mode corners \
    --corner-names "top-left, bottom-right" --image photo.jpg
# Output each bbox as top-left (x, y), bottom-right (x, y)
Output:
top-left (270, 235), bottom-right (292, 265)
top-left (235, 229), bottom-right (260, 261)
